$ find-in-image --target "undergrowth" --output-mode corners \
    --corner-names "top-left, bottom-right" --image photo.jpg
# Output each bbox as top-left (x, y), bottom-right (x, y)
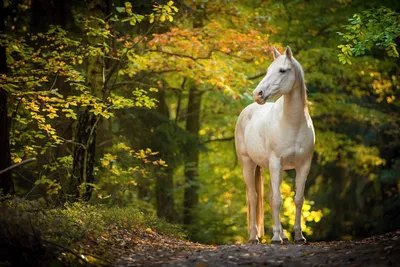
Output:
top-left (0, 198), bottom-right (185, 266)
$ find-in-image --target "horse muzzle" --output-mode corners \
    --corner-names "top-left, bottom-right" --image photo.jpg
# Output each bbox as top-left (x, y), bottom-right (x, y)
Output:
top-left (253, 89), bottom-right (270, 104)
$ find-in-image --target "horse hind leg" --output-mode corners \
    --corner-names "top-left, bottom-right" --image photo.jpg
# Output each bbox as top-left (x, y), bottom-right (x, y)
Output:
top-left (255, 165), bottom-right (265, 238)
top-left (242, 157), bottom-right (260, 244)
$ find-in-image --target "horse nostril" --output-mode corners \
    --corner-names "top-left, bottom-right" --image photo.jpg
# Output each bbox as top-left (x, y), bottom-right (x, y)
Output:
top-left (258, 91), bottom-right (263, 97)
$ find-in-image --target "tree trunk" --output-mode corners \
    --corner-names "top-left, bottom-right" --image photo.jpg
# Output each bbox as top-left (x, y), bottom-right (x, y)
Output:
top-left (156, 169), bottom-right (176, 221)
top-left (0, 0), bottom-right (14, 196)
top-left (70, 0), bottom-right (105, 201)
top-left (183, 88), bottom-right (202, 226)
top-left (70, 110), bottom-right (97, 201)
top-left (155, 90), bottom-right (176, 222)
top-left (0, 94), bottom-right (13, 196)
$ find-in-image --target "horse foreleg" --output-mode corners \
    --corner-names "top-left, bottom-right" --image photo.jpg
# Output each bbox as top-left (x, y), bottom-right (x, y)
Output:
top-left (294, 161), bottom-right (311, 244)
top-left (268, 179), bottom-right (288, 243)
top-left (242, 157), bottom-right (258, 244)
top-left (269, 157), bottom-right (283, 244)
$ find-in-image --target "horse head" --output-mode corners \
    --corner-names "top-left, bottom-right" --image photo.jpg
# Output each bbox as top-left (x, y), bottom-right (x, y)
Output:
top-left (253, 46), bottom-right (297, 104)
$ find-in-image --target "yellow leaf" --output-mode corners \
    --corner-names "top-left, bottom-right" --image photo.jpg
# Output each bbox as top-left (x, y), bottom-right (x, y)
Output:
top-left (158, 159), bottom-right (168, 167)
top-left (47, 113), bottom-right (59, 119)
top-left (145, 228), bottom-right (152, 234)
top-left (103, 160), bottom-right (110, 166)
top-left (160, 15), bottom-right (166, 22)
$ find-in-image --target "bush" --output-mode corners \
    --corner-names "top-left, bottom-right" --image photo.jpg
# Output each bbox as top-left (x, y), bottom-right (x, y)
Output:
top-left (0, 198), bottom-right (50, 266)
top-left (0, 198), bottom-right (185, 266)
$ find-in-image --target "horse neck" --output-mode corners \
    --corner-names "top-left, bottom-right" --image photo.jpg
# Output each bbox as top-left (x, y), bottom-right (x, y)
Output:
top-left (282, 81), bottom-right (307, 124)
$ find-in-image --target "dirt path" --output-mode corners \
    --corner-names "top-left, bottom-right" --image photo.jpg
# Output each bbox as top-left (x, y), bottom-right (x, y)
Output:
top-left (115, 230), bottom-right (399, 267)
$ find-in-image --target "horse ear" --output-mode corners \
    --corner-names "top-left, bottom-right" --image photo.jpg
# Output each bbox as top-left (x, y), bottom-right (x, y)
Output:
top-left (271, 47), bottom-right (281, 60)
top-left (285, 46), bottom-right (293, 59)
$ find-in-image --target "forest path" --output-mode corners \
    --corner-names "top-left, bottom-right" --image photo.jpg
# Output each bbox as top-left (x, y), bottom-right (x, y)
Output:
top-left (114, 230), bottom-right (399, 267)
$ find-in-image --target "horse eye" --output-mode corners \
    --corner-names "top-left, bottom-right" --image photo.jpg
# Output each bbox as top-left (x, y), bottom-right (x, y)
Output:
top-left (279, 68), bottom-right (286, 73)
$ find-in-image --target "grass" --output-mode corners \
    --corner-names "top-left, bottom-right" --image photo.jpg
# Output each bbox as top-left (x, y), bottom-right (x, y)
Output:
top-left (0, 198), bottom-right (186, 266)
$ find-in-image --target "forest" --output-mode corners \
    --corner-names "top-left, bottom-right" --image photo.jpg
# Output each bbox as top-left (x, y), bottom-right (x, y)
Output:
top-left (0, 0), bottom-right (399, 266)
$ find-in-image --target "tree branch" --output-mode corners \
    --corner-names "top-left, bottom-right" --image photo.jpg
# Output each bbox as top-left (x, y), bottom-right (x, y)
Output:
top-left (103, 22), bottom-right (158, 96)
top-left (147, 49), bottom-right (214, 60)
top-left (57, 136), bottom-right (86, 150)
top-left (204, 136), bottom-right (234, 143)
top-left (248, 72), bottom-right (266, 80)
top-left (0, 158), bottom-right (36, 175)
top-left (217, 50), bottom-right (255, 62)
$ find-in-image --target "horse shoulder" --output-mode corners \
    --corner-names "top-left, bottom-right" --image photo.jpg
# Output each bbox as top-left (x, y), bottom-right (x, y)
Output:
top-left (235, 103), bottom-right (262, 160)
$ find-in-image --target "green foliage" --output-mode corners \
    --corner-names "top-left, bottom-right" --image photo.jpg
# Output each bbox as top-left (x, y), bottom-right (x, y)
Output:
top-left (2, 0), bottom-right (399, 246)
top-left (116, 1), bottom-right (178, 24)
top-left (2, 1), bottom-right (176, 201)
top-left (338, 7), bottom-right (400, 64)
top-left (0, 198), bottom-right (184, 265)
top-left (3, 198), bottom-right (183, 243)
top-left (45, 202), bottom-right (106, 244)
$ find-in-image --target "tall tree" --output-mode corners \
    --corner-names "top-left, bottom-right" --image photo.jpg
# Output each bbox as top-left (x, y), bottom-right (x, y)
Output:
top-left (70, 0), bottom-right (107, 200)
top-left (0, 0), bottom-right (14, 195)
top-left (155, 90), bottom-right (177, 221)
top-left (182, 5), bottom-right (205, 227)
top-left (183, 87), bottom-right (202, 225)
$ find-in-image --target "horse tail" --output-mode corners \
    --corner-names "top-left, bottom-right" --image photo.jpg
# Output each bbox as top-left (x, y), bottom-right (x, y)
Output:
top-left (255, 165), bottom-right (264, 238)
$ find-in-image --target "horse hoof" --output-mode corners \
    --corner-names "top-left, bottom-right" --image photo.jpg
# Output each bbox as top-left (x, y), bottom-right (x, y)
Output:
top-left (294, 238), bottom-right (308, 245)
top-left (271, 239), bottom-right (283, 245)
top-left (282, 238), bottom-right (290, 245)
top-left (248, 239), bottom-right (259, 244)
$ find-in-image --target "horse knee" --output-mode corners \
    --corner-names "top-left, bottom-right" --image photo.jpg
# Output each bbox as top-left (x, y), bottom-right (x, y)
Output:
top-left (271, 195), bottom-right (282, 207)
top-left (268, 191), bottom-right (273, 203)
top-left (294, 196), bottom-right (304, 207)
top-left (248, 191), bottom-right (258, 204)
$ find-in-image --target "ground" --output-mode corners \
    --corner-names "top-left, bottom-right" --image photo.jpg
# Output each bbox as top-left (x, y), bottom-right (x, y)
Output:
top-left (112, 230), bottom-right (400, 267)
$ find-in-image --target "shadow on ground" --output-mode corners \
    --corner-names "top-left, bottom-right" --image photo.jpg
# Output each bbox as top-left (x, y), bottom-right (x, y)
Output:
top-left (115, 230), bottom-right (400, 267)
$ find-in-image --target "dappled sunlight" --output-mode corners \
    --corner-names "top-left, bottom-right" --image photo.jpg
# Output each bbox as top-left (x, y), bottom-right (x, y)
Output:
top-left (1, 2), bottom-right (399, 265)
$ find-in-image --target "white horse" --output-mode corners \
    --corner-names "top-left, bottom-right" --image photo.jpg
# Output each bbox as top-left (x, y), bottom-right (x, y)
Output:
top-left (235, 46), bottom-right (315, 244)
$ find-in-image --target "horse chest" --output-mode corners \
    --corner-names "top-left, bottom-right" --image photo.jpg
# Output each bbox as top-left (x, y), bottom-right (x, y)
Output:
top-left (278, 128), bottom-right (314, 169)
top-left (266, 125), bottom-right (312, 169)
top-left (279, 143), bottom-right (305, 170)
